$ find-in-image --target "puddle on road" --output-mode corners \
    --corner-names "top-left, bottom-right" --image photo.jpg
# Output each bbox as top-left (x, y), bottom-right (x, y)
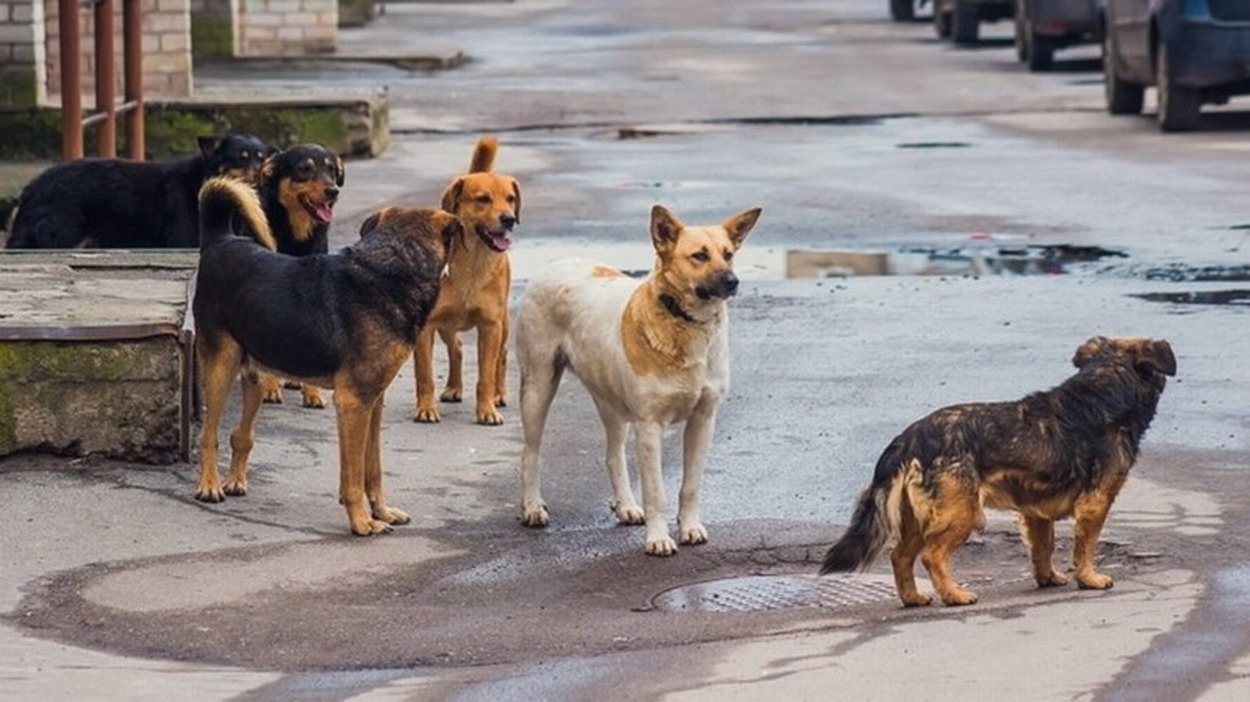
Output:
top-left (1132, 290), bottom-right (1250, 306)
top-left (786, 244), bottom-right (1127, 278)
top-left (1144, 264), bottom-right (1250, 282)
top-left (652, 574), bottom-right (903, 613)
top-left (896, 141), bottom-right (973, 149)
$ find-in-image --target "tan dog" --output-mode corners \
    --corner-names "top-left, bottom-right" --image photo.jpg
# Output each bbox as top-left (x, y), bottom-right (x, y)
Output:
top-left (413, 136), bottom-right (520, 425)
top-left (516, 205), bottom-right (761, 555)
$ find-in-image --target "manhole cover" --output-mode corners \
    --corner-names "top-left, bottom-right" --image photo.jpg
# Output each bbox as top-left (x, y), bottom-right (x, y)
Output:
top-left (651, 574), bottom-right (903, 613)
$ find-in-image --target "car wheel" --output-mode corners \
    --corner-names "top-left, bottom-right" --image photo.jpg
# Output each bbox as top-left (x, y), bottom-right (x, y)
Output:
top-left (952, 1), bottom-right (979, 45)
top-left (1026, 31), bottom-right (1055, 71)
top-left (1156, 43), bottom-right (1201, 132)
top-left (934, 6), bottom-right (952, 38)
top-left (1103, 29), bottom-right (1144, 115)
top-left (891, 0), bottom-right (915, 21)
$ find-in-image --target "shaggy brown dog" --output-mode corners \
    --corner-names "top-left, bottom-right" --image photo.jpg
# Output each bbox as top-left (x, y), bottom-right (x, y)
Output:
top-left (820, 337), bottom-right (1176, 606)
top-left (192, 178), bottom-right (456, 536)
top-left (413, 136), bottom-right (520, 425)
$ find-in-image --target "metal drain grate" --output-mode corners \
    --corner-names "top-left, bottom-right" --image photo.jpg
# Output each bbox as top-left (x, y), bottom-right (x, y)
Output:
top-left (652, 574), bottom-right (901, 613)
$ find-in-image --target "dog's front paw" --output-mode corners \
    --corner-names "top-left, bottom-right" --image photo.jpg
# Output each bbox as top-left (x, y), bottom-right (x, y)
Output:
top-left (301, 388), bottom-right (326, 409)
top-left (476, 406), bottom-right (504, 425)
top-left (612, 502), bottom-right (646, 526)
top-left (261, 387), bottom-right (283, 404)
top-left (222, 477), bottom-right (248, 497)
top-left (1036, 570), bottom-right (1070, 588)
top-left (440, 387), bottom-right (463, 403)
top-left (900, 592), bottom-right (934, 607)
top-left (414, 406), bottom-right (442, 423)
top-left (1077, 571), bottom-right (1114, 590)
top-left (939, 588), bottom-right (979, 606)
top-left (350, 519), bottom-right (394, 537)
top-left (645, 535), bottom-right (679, 557)
top-left (373, 505), bottom-right (411, 525)
top-left (521, 501), bottom-right (550, 528)
top-left (194, 484), bottom-right (226, 503)
top-left (494, 395), bottom-right (508, 408)
top-left (679, 522), bottom-right (709, 545)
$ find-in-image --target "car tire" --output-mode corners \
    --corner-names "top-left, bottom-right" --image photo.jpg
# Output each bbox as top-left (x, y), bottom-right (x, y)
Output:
top-left (952, 1), bottom-right (979, 45)
top-left (1026, 31), bottom-right (1055, 71)
top-left (934, 7), bottom-right (952, 38)
top-left (1103, 29), bottom-right (1144, 115)
top-left (1156, 43), bottom-right (1201, 132)
top-left (890, 0), bottom-right (915, 21)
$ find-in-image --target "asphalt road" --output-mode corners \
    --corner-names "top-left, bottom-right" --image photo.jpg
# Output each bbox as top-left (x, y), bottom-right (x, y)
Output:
top-left (3, 1), bottom-right (1250, 700)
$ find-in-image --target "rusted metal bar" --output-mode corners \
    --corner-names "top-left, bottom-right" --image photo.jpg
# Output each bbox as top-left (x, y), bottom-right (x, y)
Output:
top-left (59, 0), bottom-right (84, 160)
top-left (94, 0), bottom-right (117, 157)
top-left (123, 0), bottom-right (144, 160)
top-left (82, 100), bottom-right (138, 127)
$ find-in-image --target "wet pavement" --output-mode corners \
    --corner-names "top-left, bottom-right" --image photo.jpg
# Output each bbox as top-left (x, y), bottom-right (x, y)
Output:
top-left (4, 0), bottom-right (1250, 700)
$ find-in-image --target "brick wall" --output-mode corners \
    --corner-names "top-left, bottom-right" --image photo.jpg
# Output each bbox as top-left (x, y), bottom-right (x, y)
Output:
top-left (237, 0), bottom-right (337, 56)
top-left (43, 0), bottom-right (193, 101)
top-left (0, 0), bottom-right (48, 106)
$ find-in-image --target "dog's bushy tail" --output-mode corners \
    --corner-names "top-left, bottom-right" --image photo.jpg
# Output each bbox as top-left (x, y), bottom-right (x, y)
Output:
top-left (819, 439), bottom-right (911, 575)
top-left (469, 136), bottom-right (498, 173)
top-left (198, 177), bottom-right (276, 251)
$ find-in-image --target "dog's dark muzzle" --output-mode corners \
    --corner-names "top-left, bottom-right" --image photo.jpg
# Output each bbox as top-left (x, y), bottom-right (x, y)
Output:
top-left (697, 271), bottom-right (739, 300)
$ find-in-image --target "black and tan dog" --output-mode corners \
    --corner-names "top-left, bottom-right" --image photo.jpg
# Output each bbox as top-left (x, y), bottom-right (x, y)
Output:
top-left (5, 134), bottom-right (273, 249)
top-left (253, 143), bottom-right (346, 409)
top-left (192, 177), bottom-right (456, 536)
top-left (821, 337), bottom-right (1175, 607)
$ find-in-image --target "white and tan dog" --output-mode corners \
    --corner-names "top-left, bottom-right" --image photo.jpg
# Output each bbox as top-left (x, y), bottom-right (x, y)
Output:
top-left (516, 204), bottom-right (761, 555)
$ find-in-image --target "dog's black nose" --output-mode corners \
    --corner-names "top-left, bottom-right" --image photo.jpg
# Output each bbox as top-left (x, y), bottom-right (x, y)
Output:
top-left (718, 271), bottom-right (739, 297)
top-left (325, 185), bottom-right (340, 202)
top-left (500, 213), bottom-right (517, 230)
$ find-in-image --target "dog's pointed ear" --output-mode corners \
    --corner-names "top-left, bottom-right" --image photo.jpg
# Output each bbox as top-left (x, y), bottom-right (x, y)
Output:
top-left (260, 154), bottom-right (278, 181)
top-left (722, 207), bottom-right (761, 249)
top-left (650, 205), bottom-right (683, 255)
top-left (1139, 339), bottom-right (1177, 377)
top-left (333, 154), bottom-right (346, 187)
top-left (441, 177), bottom-right (466, 214)
top-left (359, 210), bottom-right (384, 238)
top-left (1073, 336), bottom-right (1110, 369)
top-left (198, 135), bottom-right (223, 157)
top-left (510, 178), bottom-right (522, 224)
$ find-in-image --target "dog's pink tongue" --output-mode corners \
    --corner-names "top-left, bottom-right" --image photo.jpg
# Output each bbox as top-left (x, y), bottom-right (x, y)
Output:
top-left (492, 233), bottom-right (512, 251)
top-left (313, 203), bottom-right (334, 223)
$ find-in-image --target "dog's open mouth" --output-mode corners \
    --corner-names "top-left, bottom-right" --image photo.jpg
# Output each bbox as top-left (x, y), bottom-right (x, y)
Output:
top-left (477, 225), bottom-right (512, 252)
top-left (298, 194), bottom-right (335, 224)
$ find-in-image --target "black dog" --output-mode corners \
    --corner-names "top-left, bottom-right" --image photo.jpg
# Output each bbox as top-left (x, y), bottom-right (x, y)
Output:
top-left (193, 177), bottom-right (456, 536)
top-left (4, 134), bottom-right (274, 249)
top-left (258, 143), bottom-right (345, 257)
top-left (253, 144), bottom-right (346, 407)
top-left (821, 337), bottom-right (1175, 607)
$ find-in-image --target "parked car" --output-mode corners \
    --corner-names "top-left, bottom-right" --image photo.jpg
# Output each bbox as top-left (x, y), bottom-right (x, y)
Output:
top-left (1104, 0), bottom-right (1250, 131)
top-left (1013, 0), bottom-right (1104, 71)
top-left (933, 0), bottom-right (1015, 45)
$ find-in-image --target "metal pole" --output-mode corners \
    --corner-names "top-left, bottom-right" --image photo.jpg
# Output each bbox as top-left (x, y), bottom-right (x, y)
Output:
top-left (123, 0), bottom-right (144, 160)
top-left (59, 0), bottom-right (84, 160)
top-left (94, 0), bottom-right (117, 157)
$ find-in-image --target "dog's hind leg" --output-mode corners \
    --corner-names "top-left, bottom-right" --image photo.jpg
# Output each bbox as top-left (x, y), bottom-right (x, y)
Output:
top-left (918, 472), bottom-right (982, 606)
top-left (222, 369), bottom-right (264, 497)
top-left (1072, 472), bottom-right (1128, 590)
top-left (891, 497), bottom-right (933, 607)
top-left (300, 385), bottom-right (326, 409)
top-left (1021, 515), bottom-right (1069, 587)
top-left (414, 325), bottom-right (442, 423)
top-left (195, 338), bottom-right (243, 503)
top-left (594, 399), bottom-right (642, 526)
top-left (438, 329), bottom-right (464, 403)
top-left (335, 387), bottom-right (390, 536)
top-left (365, 397), bottom-right (410, 526)
top-left (493, 314), bottom-right (509, 408)
top-left (637, 421), bottom-right (677, 556)
top-left (518, 347), bottom-right (565, 528)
